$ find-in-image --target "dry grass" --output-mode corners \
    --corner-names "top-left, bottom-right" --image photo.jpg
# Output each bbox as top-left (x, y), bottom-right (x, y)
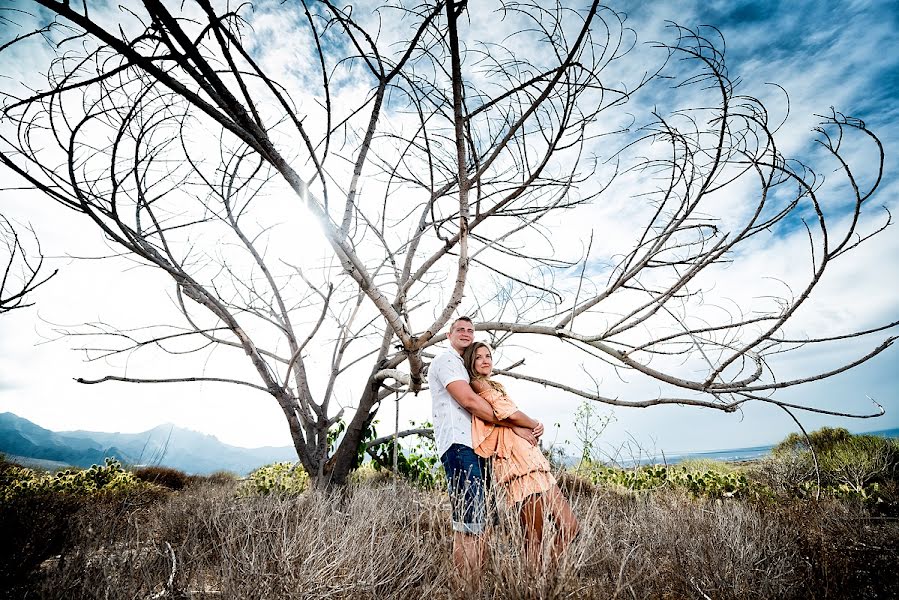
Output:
top-left (14, 475), bottom-right (896, 600)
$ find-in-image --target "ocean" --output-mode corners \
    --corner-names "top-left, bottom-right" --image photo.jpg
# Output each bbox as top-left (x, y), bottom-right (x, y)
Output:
top-left (600, 427), bottom-right (899, 467)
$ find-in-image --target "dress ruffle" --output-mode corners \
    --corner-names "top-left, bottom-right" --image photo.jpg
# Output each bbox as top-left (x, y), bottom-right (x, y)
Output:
top-left (472, 386), bottom-right (556, 505)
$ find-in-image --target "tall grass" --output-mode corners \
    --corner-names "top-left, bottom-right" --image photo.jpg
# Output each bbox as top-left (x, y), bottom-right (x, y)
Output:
top-left (18, 476), bottom-right (898, 599)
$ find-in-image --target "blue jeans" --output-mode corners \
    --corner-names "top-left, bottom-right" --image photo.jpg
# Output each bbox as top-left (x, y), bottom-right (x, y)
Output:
top-left (440, 443), bottom-right (490, 534)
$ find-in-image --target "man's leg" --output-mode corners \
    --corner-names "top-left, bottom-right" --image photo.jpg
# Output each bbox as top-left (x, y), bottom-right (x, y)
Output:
top-left (440, 444), bottom-right (489, 585)
top-left (453, 530), bottom-right (486, 580)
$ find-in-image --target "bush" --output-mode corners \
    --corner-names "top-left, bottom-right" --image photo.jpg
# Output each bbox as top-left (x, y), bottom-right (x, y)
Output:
top-left (240, 462), bottom-right (309, 496)
top-left (194, 469), bottom-right (240, 487)
top-left (677, 457), bottom-right (741, 474)
top-left (1, 458), bottom-right (145, 500)
top-left (0, 486), bottom-right (85, 597)
top-left (133, 465), bottom-right (190, 490)
top-left (367, 439), bottom-right (443, 489)
top-left (16, 479), bottom-right (899, 600)
top-left (764, 427), bottom-right (899, 502)
top-left (348, 461), bottom-right (394, 486)
top-left (820, 435), bottom-right (898, 488)
top-left (0, 458), bottom-right (156, 598)
top-left (360, 422), bottom-right (443, 489)
top-left (773, 426), bottom-right (853, 455)
top-left (580, 462), bottom-right (767, 500)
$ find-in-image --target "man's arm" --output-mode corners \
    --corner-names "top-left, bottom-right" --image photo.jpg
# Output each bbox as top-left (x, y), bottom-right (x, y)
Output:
top-left (446, 381), bottom-right (541, 431)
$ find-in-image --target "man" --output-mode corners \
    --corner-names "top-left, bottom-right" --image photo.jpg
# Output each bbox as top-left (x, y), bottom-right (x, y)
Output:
top-left (428, 316), bottom-right (544, 583)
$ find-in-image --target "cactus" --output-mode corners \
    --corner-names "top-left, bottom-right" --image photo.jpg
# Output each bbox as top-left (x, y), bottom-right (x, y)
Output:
top-left (240, 462), bottom-right (309, 496)
top-left (0, 458), bottom-right (146, 501)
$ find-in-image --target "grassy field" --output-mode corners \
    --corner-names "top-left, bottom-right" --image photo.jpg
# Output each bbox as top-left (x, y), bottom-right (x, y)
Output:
top-left (2, 429), bottom-right (898, 599)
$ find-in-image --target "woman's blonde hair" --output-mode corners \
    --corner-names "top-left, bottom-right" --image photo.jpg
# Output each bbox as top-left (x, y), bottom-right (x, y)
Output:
top-left (462, 341), bottom-right (506, 394)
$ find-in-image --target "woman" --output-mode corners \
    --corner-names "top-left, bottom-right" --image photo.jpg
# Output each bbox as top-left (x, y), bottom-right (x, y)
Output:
top-left (462, 341), bottom-right (579, 566)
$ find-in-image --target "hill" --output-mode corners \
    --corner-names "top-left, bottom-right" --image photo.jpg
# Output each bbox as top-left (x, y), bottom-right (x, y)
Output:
top-left (0, 412), bottom-right (296, 474)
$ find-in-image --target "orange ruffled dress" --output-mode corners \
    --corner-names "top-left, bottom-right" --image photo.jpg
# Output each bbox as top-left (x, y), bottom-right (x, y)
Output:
top-left (472, 384), bottom-right (556, 506)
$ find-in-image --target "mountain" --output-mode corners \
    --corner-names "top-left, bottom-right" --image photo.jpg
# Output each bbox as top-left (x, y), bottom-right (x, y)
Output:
top-left (0, 412), bottom-right (297, 475)
top-left (0, 412), bottom-right (132, 468)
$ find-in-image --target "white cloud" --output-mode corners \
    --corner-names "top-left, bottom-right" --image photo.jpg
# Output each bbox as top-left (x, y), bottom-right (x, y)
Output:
top-left (1, 0), bottom-right (896, 457)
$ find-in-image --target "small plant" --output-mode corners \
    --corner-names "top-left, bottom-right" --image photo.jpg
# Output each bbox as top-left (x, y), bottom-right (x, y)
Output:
top-left (240, 462), bottom-right (309, 496)
top-left (348, 461), bottom-right (392, 485)
top-left (367, 421), bottom-right (443, 489)
top-left (571, 400), bottom-right (614, 468)
top-left (133, 465), bottom-right (190, 490)
top-left (368, 439), bottom-right (443, 489)
top-left (328, 417), bottom-right (379, 470)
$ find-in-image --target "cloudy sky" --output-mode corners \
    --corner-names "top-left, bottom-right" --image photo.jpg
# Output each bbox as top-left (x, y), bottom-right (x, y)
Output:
top-left (1, 0), bottom-right (897, 461)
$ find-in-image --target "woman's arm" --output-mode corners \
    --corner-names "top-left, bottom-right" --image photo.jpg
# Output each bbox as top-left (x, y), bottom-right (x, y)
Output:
top-left (468, 380), bottom-right (543, 434)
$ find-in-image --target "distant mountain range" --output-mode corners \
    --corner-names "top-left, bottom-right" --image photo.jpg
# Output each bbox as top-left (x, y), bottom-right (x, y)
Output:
top-left (3, 412), bottom-right (897, 475)
top-left (0, 412), bottom-right (297, 475)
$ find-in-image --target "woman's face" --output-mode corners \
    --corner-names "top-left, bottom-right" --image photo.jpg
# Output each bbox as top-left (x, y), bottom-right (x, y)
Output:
top-left (474, 345), bottom-right (492, 377)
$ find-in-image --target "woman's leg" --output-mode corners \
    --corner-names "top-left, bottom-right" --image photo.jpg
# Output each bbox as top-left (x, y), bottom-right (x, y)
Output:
top-left (518, 493), bottom-right (545, 568)
top-left (543, 484), bottom-right (579, 562)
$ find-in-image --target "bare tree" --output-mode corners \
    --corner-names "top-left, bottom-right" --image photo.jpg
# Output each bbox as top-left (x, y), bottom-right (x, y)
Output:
top-left (1, 214), bottom-right (56, 314)
top-left (0, 1), bottom-right (894, 483)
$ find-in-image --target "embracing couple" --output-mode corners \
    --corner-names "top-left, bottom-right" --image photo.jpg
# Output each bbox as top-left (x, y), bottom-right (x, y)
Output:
top-left (427, 316), bottom-right (579, 583)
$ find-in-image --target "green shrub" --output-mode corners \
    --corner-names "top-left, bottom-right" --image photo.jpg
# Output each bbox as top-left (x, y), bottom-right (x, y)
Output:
top-left (0, 458), bottom-right (154, 597)
top-left (1, 458), bottom-right (145, 501)
top-left (349, 461), bottom-right (394, 485)
top-left (0, 487), bottom-right (85, 596)
top-left (676, 457), bottom-right (740, 474)
top-left (194, 469), bottom-right (240, 486)
top-left (240, 462), bottom-right (309, 496)
top-left (764, 428), bottom-right (899, 503)
top-left (819, 435), bottom-right (898, 488)
top-left (367, 439), bottom-right (443, 489)
top-left (133, 465), bottom-right (190, 490)
top-left (581, 462), bottom-right (767, 500)
top-left (773, 426), bottom-right (853, 455)
top-left (360, 421), bottom-right (443, 489)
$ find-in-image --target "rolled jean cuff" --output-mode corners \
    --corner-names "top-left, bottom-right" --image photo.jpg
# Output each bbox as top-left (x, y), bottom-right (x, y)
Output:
top-left (441, 443), bottom-right (489, 534)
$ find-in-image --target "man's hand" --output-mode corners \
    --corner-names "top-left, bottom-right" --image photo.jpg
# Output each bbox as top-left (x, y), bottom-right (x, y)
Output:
top-left (512, 426), bottom-right (538, 446)
top-left (533, 422), bottom-right (544, 438)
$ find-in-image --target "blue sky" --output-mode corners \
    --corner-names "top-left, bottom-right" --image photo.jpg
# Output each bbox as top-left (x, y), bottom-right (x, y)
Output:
top-left (578, 0), bottom-right (899, 454)
top-left (0, 0), bottom-right (897, 458)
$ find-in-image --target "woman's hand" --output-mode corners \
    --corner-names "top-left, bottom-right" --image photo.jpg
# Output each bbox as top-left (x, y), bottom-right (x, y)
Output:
top-left (512, 426), bottom-right (539, 446)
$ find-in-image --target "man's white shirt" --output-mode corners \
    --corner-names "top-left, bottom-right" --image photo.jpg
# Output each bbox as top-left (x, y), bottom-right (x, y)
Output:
top-left (428, 348), bottom-right (473, 457)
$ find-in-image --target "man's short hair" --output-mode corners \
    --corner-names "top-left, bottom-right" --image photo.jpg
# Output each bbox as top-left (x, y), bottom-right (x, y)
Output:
top-left (451, 316), bottom-right (473, 330)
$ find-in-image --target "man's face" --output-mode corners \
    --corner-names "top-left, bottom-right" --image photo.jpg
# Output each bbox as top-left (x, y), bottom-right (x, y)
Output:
top-left (447, 320), bottom-right (475, 353)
